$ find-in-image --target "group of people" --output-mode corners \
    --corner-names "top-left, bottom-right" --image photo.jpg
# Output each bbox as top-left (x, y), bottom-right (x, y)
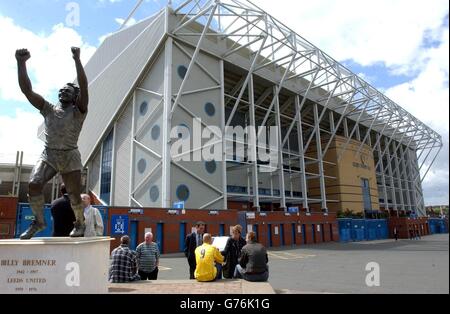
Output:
top-left (185, 221), bottom-right (269, 283)
top-left (50, 185), bottom-right (104, 237)
top-left (409, 227), bottom-right (422, 240)
top-left (393, 225), bottom-right (422, 241)
top-left (109, 232), bottom-right (160, 283)
top-left (108, 221), bottom-right (270, 284)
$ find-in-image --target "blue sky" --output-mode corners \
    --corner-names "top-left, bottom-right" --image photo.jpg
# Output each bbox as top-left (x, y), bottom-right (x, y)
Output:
top-left (0, 0), bottom-right (169, 117)
top-left (0, 0), bottom-right (441, 111)
top-left (0, 0), bottom-right (165, 46)
top-left (0, 0), bottom-right (448, 205)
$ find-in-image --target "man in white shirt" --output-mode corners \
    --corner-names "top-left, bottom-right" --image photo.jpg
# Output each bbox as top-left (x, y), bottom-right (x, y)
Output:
top-left (81, 194), bottom-right (104, 237)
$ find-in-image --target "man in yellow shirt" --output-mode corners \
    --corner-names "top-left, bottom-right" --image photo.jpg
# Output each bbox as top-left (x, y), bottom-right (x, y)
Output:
top-left (194, 234), bottom-right (224, 282)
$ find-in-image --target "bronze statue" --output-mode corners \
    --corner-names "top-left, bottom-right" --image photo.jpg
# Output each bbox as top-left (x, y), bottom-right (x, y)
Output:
top-left (16, 47), bottom-right (89, 239)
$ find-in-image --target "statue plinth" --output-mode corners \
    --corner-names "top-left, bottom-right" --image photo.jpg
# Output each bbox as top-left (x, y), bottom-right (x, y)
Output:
top-left (0, 237), bottom-right (113, 294)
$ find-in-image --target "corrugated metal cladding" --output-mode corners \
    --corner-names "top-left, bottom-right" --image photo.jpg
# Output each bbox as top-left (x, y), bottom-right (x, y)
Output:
top-left (112, 100), bottom-right (133, 206)
top-left (88, 149), bottom-right (101, 196)
top-left (78, 11), bottom-right (166, 165)
top-left (83, 12), bottom-right (161, 83)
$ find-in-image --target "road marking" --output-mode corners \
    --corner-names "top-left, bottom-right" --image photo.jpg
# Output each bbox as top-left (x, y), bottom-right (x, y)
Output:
top-left (285, 252), bottom-right (315, 258)
top-left (158, 266), bottom-right (172, 271)
top-left (350, 240), bottom-right (396, 245)
top-left (268, 251), bottom-right (317, 260)
top-left (268, 252), bottom-right (290, 260)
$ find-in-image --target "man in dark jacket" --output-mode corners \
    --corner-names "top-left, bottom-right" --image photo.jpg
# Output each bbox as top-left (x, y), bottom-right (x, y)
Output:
top-left (234, 231), bottom-right (269, 282)
top-left (50, 184), bottom-right (76, 237)
top-left (221, 225), bottom-right (246, 279)
top-left (184, 221), bottom-right (206, 279)
top-left (393, 226), bottom-right (399, 241)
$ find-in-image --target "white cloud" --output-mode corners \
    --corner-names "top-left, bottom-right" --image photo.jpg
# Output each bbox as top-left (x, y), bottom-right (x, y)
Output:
top-left (0, 16), bottom-right (97, 102)
top-left (242, 0), bottom-right (449, 204)
top-left (385, 28), bottom-right (449, 131)
top-left (0, 15), bottom-right (97, 164)
top-left (0, 109), bottom-right (44, 165)
top-left (385, 28), bottom-right (449, 206)
top-left (251, 0), bottom-right (448, 70)
top-left (114, 17), bottom-right (137, 27)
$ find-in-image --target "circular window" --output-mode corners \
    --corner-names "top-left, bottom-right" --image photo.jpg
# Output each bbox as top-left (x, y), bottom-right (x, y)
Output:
top-left (176, 124), bottom-right (190, 139)
top-left (149, 185), bottom-right (159, 202)
top-left (151, 125), bottom-right (161, 141)
top-left (176, 185), bottom-right (190, 202)
top-left (177, 65), bottom-right (188, 79)
top-left (137, 159), bottom-right (147, 174)
top-left (205, 160), bottom-right (217, 174)
top-left (205, 102), bottom-right (216, 117)
top-left (140, 101), bottom-right (148, 116)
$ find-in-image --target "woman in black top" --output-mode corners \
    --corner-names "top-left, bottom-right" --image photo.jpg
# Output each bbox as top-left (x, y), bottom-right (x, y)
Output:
top-left (221, 225), bottom-right (246, 279)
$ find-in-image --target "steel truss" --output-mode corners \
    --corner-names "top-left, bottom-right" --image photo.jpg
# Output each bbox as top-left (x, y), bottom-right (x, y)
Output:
top-left (122, 0), bottom-right (442, 214)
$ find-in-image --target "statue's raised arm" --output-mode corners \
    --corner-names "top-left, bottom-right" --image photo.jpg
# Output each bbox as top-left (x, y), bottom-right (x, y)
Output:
top-left (72, 47), bottom-right (89, 114)
top-left (16, 49), bottom-right (46, 111)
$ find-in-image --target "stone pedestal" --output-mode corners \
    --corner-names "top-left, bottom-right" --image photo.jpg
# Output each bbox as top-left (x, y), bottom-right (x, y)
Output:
top-left (0, 237), bottom-right (113, 294)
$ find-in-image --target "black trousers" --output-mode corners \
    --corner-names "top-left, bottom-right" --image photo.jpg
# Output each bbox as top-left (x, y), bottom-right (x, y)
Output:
top-left (188, 260), bottom-right (196, 280)
top-left (139, 268), bottom-right (159, 280)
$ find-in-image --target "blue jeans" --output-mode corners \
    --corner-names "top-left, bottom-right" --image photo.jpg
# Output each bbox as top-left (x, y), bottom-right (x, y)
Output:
top-left (233, 264), bottom-right (269, 282)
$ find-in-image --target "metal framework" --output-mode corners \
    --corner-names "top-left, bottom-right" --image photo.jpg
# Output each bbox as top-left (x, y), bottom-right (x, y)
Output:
top-left (11, 151), bottom-right (23, 198)
top-left (118, 0), bottom-right (442, 215)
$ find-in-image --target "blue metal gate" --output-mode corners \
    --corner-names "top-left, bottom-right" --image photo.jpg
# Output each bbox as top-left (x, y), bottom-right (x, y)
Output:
top-left (338, 219), bottom-right (352, 242)
top-left (311, 224), bottom-right (316, 243)
top-left (179, 223), bottom-right (186, 252)
top-left (252, 224), bottom-right (259, 242)
top-left (130, 221), bottom-right (138, 250)
top-left (429, 218), bottom-right (448, 234)
top-left (291, 223), bottom-right (296, 245)
top-left (15, 203), bottom-right (53, 238)
top-left (219, 224), bottom-right (225, 236)
top-left (94, 206), bottom-right (109, 236)
top-left (338, 218), bottom-right (389, 242)
top-left (157, 223), bottom-right (164, 254)
top-left (238, 212), bottom-right (248, 238)
top-left (302, 224), bottom-right (307, 244)
top-left (267, 224), bottom-right (273, 247)
top-left (15, 203), bottom-right (109, 238)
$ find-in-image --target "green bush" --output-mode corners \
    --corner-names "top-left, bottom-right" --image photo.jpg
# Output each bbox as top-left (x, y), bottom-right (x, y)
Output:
top-left (337, 209), bottom-right (354, 218)
top-left (337, 209), bottom-right (367, 219)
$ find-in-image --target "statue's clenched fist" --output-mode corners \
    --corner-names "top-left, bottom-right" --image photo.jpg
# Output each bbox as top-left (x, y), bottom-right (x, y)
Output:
top-left (16, 49), bottom-right (31, 62)
top-left (71, 47), bottom-right (81, 60)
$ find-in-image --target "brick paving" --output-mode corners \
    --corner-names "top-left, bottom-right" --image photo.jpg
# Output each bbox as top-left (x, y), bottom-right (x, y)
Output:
top-left (109, 279), bottom-right (275, 294)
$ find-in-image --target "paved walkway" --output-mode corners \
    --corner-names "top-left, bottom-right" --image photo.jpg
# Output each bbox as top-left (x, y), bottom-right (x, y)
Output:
top-left (109, 234), bottom-right (448, 294)
top-left (154, 234), bottom-right (448, 294)
top-left (109, 279), bottom-right (275, 294)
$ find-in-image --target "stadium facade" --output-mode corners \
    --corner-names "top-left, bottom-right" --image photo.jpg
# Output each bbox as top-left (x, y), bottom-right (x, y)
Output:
top-left (76, 0), bottom-right (442, 219)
